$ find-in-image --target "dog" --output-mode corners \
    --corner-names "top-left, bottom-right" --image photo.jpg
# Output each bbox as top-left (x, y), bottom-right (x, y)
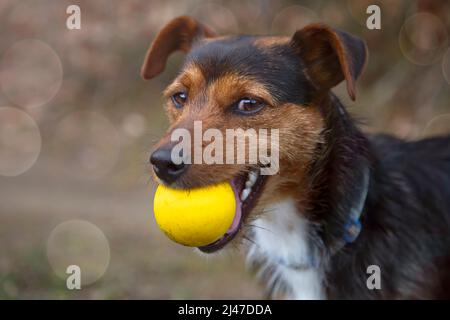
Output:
top-left (142, 16), bottom-right (450, 299)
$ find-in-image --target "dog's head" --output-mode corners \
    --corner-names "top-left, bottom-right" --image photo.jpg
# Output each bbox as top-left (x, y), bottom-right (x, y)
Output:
top-left (143, 16), bottom-right (367, 252)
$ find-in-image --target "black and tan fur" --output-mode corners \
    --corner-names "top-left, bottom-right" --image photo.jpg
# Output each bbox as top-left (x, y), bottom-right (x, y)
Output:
top-left (142, 16), bottom-right (450, 299)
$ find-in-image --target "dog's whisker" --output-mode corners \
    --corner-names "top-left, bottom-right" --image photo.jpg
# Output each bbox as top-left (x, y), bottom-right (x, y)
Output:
top-left (246, 224), bottom-right (273, 234)
top-left (246, 224), bottom-right (270, 231)
top-left (242, 235), bottom-right (260, 248)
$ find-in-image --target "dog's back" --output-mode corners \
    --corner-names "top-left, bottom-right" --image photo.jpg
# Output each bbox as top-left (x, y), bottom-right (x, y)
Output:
top-left (371, 134), bottom-right (450, 223)
top-left (329, 134), bottom-right (450, 299)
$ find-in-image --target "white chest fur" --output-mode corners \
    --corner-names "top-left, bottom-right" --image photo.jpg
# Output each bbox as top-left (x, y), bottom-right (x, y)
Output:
top-left (246, 198), bottom-right (325, 299)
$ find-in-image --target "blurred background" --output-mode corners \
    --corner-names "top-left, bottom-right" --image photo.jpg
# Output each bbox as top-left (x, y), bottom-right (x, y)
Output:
top-left (0, 0), bottom-right (449, 299)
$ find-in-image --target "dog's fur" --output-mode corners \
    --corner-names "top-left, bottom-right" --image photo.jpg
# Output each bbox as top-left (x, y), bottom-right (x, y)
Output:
top-left (143, 16), bottom-right (450, 299)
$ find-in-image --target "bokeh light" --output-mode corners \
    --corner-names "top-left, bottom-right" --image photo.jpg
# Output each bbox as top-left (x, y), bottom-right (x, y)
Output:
top-left (122, 112), bottom-right (147, 139)
top-left (0, 39), bottom-right (63, 109)
top-left (53, 111), bottom-right (121, 180)
top-left (190, 2), bottom-right (239, 34)
top-left (320, 3), bottom-right (346, 27)
top-left (422, 113), bottom-right (450, 138)
top-left (346, 0), bottom-right (374, 25)
top-left (115, 0), bottom-right (189, 39)
top-left (47, 220), bottom-right (110, 286)
top-left (226, 0), bottom-right (264, 32)
top-left (271, 5), bottom-right (319, 35)
top-left (442, 47), bottom-right (450, 85)
top-left (0, 106), bottom-right (41, 176)
top-left (399, 13), bottom-right (448, 66)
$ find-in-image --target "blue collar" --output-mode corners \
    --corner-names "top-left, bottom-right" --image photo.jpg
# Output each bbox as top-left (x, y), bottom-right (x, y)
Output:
top-left (331, 168), bottom-right (370, 253)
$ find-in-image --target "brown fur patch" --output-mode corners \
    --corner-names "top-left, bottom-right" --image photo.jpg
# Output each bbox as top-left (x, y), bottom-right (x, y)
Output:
top-left (253, 101), bottom-right (324, 213)
top-left (291, 23), bottom-right (368, 101)
top-left (141, 16), bottom-right (216, 79)
top-left (207, 73), bottom-right (277, 108)
top-left (164, 64), bottom-right (205, 99)
top-left (158, 52), bottom-right (325, 215)
top-left (253, 36), bottom-right (290, 48)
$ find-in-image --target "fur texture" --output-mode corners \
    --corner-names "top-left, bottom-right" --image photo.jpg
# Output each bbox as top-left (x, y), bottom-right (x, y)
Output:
top-left (144, 16), bottom-right (450, 299)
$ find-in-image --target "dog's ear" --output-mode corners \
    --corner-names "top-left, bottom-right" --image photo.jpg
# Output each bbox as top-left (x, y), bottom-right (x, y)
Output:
top-left (291, 24), bottom-right (368, 101)
top-left (141, 16), bottom-right (216, 80)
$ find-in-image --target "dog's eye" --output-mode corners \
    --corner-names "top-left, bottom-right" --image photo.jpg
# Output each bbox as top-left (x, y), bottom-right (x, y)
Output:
top-left (171, 92), bottom-right (187, 109)
top-left (233, 98), bottom-right (265, 115)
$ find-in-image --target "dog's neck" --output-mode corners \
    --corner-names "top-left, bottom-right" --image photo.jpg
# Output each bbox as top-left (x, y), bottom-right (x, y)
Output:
top-left (306, 94), bottom-right (372, 250)
top-left (247, 94), bottom-right (373, 299)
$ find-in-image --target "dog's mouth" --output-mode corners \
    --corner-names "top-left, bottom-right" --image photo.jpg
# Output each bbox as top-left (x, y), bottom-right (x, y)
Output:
top-left (198, 167), bottom-right (267, 253)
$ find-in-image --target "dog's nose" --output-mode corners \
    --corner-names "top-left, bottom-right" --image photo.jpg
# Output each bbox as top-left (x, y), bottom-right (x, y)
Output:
top-left (150, 148), bottom-right (187, 184)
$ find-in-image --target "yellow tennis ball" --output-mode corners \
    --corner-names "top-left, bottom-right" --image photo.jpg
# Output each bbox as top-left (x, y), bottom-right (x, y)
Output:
top-left (153, 182), bottom-right (236, 247)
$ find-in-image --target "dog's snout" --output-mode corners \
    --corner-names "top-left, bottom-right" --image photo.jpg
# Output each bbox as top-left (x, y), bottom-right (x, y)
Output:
top-left (150, 148), bottom-right (187, 184)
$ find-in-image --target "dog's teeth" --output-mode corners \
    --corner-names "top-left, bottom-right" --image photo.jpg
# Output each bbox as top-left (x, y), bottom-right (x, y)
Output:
top-left (249, 170), bottom-right (258, 184)
top-left (240, 188), bottom-right (251, 201)
top-left (245, 180), bottom-right (254, 188)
